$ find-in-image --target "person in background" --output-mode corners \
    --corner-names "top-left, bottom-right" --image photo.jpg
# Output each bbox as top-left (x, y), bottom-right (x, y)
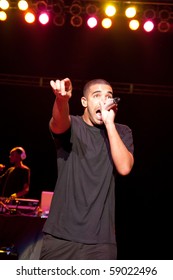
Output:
top-left (0, 147), bottom-right (30, 198)
top-left (40, 77), bottom-right (134, 260)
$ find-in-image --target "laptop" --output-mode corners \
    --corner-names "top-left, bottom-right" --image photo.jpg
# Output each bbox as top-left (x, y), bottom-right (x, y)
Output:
top-left (40, 191), bottom-right (54, 217)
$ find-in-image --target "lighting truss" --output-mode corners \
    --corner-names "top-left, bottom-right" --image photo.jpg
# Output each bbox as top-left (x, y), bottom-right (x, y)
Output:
top-left (0, 73), bottom-right (173, 97)
top-left (1, 0), bottom-right (173, 31)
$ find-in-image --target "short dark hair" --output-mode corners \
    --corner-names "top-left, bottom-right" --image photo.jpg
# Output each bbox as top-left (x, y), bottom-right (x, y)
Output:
top-left (83, 79), bottom-right (112, 97)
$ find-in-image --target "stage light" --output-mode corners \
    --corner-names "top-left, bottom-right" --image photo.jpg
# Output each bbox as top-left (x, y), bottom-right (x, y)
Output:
top-left (87, 17), bottom-right (97, 28)
top-left (18, 0), bottom-right (28, 11)
top-left (105, 5), bottom-right (116, 17)
top-left (70, 0), bottom-right (82, 16)
top-left (36, 1), bottom-right (47, 12)
top-left (69, 1), bottom-right (82, 27)
top-left (38, 12), bottom-right (49, 25)
top-left (24, 11), bottom-right (35, 23)
top-left (53, 14), bottom-right (65, 26)
top-left (86, 4), bottom-right (98, 16)
top-left (52, 0), bottom-right (65, 26)
top-left (0, 0), bottom-right (9, 10)
top-left (129, 19), bottom-right (140, 31)
top-left (70, 15), bottom-right (82, 27)
top-left (0, 0), bottom-right (173, 33)
top-left (101, 18), bottom-right (112, 29)
top-left (125, 7), bottom-right (136, 18)
top-left (143, 20), bottom-right (154, 32)
top-left (0, 10), bottom-right (7, 21)
top-left (143, 9), bottom-right (156, 20)
top-left (158, 20), bottom-right (170, 32)
top-left (52, 0), bottom-right (64, 15)
top-left (159, 9), bottom-right (170, 21)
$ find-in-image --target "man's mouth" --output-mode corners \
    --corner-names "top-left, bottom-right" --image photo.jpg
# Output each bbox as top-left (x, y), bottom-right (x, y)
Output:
top-left (96, 109), bottom-right (102, 120)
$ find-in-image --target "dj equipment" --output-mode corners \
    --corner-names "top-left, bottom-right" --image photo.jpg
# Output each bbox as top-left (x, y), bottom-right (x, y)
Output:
top-left (0, 197), bottom-right (39, 215)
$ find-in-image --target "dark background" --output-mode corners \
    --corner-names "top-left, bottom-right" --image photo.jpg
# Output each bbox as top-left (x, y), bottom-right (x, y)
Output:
top-left (0, 4), bottom-right (173, 260)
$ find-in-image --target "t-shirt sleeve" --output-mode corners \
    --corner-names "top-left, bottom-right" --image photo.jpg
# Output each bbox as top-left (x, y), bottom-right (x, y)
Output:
top-left (116, 123), bottom-right (134, 154)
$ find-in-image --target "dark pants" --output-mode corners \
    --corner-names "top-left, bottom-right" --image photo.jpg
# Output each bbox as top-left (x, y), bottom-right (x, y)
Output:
top-left (40, 234), bottom-right (117, 260)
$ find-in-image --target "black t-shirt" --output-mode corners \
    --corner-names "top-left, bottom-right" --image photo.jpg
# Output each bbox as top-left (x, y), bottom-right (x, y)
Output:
top-left (43, 116), bottom-right (134, 244)
top-left (0, 166), bottom-right (29, 197)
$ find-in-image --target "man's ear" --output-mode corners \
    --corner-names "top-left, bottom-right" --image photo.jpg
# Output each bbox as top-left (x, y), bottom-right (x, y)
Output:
top-left (81, 96), bottom-right (87, 108)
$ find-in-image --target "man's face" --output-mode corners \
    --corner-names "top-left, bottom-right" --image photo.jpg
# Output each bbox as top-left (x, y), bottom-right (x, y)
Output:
top-left (9, 151), bottom-right (20, 164)
top-left (82, 83), bottom-right (113, 126)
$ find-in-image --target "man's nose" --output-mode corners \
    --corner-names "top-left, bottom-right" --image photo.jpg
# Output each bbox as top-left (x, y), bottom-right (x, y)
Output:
top-left (100, 96), bottom-right (107, 103)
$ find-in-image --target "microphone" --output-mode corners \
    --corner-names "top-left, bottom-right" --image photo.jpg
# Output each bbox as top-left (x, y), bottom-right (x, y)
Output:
top-left (104, 97), bottom-right (120, 110)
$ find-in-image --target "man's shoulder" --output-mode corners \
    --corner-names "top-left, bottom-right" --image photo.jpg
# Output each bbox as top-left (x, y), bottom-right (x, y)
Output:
top-left (71, 115), bottom-right (81, 122)
top-left (115, 122), bottom-right (132, 131)
top-left (71, 115), bottom-right (84, 127)
top-left (115, 122), bottom-right (133, 136)
top-left (21, 165), bottom-right (30, 171)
